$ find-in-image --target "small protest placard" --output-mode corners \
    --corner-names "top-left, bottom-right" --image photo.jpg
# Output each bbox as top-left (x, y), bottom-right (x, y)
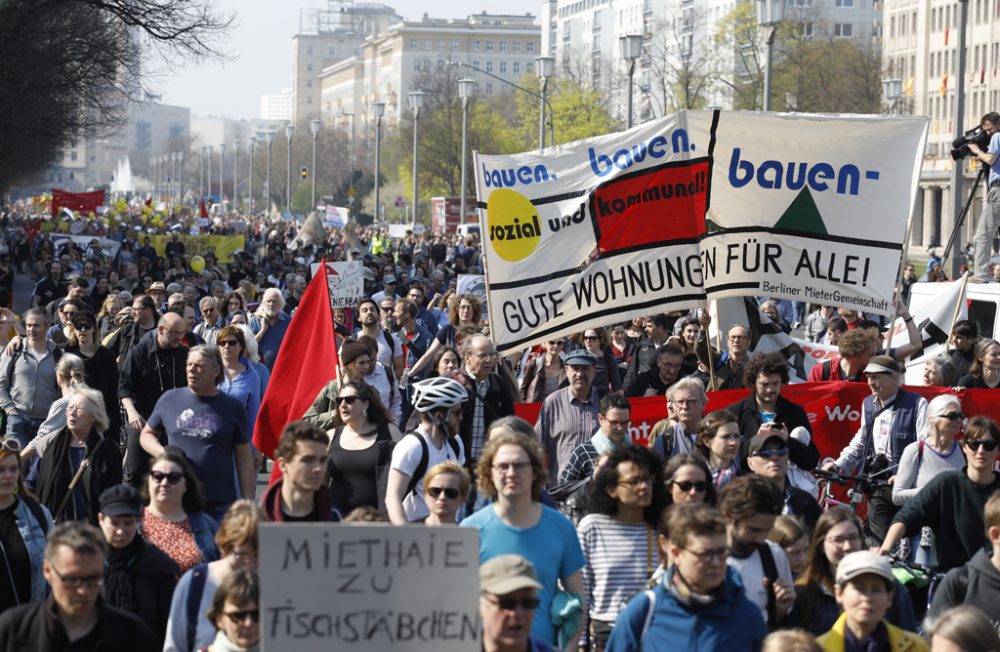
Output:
top-left (310, 261), bottom-right (365, 309)
top-left (260, 524), bottom-right (480, 651)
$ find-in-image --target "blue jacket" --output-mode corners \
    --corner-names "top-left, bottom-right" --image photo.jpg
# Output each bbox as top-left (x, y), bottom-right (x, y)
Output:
top-left (14, 498), bottom-right (53, 603)
top-left (605, 567), bottom-right (766, 652)
top-left (187, 511), bottom-right (220, 562)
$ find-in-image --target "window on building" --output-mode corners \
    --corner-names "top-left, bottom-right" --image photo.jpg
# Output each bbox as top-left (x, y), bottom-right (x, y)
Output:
top-left (486, 40), bottom-right (494, 51)
top-left (527, 60), bottom-right (534, 73)
top-left (513, 61), bottom-right (521, 73)
top-left (500, 61), bottom-right (507, 73)
top-left (513, 41), bottom-right (521, 52)
top-left (473, 60), bottom-right (480, 69)
top-left (414, 59), bottom-right (422, 70)
top-left (424, 39), bottom-right (431, 50)
top-left (835, 0), bottom-right (853, 7)
top-left (437, 59), bottom-right (445, 70)
top-left (328, 46), bottom-right (336, 55)
top-left (70, 151), bottom-right (77, 161)
top-left (500, 41), bottom-right (508, 52)
top-left (834, 22), bottom-right (853, 36)
top-left (527, 41), bottom-right (535, 52)
top-left (474, 40), bottom-right (481, 51)
top-left (801, 21), bottom-right (814, 36)
top-left (486, 61), bottom-right (493, 72)
top-left (410, 39), bottom-right (419, 49)
top-left (307, 46), bottom-right (313, 55)
top-left (485, 82), bottom-right (494, 95)
top-left (452, 40), bottom-right (459, 50)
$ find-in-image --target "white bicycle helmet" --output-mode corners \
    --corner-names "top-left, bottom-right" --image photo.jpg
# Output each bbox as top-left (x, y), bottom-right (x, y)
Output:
top-left (410, 376), bottom-right (469, 413)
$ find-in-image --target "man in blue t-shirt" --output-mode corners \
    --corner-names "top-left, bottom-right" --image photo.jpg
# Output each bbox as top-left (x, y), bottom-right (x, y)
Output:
top-left (461, 430), bottom-right (585, 649)
top-left (967, 111), bottom-right (1000, 282)
top-left (140, 344), bottom-right (255, 521)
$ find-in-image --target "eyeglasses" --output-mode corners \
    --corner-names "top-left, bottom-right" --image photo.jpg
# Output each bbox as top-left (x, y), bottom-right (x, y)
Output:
top-left (583, 335), bottom-right (599, 341)
top-left (939, 412), bottom-right (965, 422)
top-left (603, 418), bottom-right (631, 427)
top-left (753, 447), bottom-right (789, 460)
top-left (483, 595), bottom-right (541, 611)
top-left (966, 439), bottom-right (999, 452)
top-left (224, 609), bottom-right (260, 624)
top-left (427, 486), bottom-right (461, 499)
top-left (670, 399), bottom-right (702, 406)
top-left (336, 396), bottom-right (361, 405)
top-left (49, 566), bottom-right (103, 589)
top-left (547, 341), bottom-right (565, 347)
top-left (672, 480), bottom-right (708, 493)
top-left (824, 533), bottom-right (862, 547)
top-left (74, 322), bottom-right (95, 331)
top-left (218, 340), bottom-right (239, 347)
top-left (617, 476), bottom-right (652, 490)
top-left (680, 546), bottom-right (730, 563)
top-left (493, 461), bottom-right (531, 474)
top-left (150, 470), bottom-right (183, 485)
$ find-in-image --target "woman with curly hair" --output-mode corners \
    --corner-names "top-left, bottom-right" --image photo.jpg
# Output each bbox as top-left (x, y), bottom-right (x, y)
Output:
top-left (406, 293), bottom-right (482, 378)
top-left (578, 446), bottom-right (666, 651)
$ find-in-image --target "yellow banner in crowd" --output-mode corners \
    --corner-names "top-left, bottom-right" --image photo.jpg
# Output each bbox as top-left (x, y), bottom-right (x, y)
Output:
top-left (150, 235), bottom-right (246, 263)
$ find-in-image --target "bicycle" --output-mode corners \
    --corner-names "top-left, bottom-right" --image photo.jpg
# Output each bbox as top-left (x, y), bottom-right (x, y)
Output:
top-left (814, 466), bottom-right (896, 548)
top-left (889, 557), bottom-right (947, 626)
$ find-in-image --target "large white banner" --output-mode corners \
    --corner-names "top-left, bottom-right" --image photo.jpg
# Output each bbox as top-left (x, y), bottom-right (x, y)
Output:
top-left (475, 111), bottom-right (713, 352)
top-left (260, 524), bottom-right (479, 651)
top-left (703, 113), bottom-right (927, 315)
top-left (476, 110), bottom-right (928, 352)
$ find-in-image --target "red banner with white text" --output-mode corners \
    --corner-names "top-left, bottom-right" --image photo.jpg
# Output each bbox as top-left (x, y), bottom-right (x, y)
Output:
top-left (515, 382), bottom-right (1000, 460)
top-left (51, 189), bottom-right (105, 218)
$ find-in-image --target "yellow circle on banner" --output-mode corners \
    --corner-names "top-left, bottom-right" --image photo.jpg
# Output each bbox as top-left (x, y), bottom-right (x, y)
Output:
top-left (190, 256), bottom-right (205, 273)
top-left (486, 188), bottom-right (542, 262)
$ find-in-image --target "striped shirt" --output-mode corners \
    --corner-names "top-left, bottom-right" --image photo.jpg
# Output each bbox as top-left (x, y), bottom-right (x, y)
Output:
top-left (535, 387), bottom-right (600, 487)
top-left (577, 514), bottom-right (657, 629)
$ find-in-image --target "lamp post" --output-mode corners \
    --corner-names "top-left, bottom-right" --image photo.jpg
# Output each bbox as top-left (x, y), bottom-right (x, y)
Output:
top-left (536, 56), bottom-right (555, 153)
top-left (219, 143), bottom-right (226, 206)
top-left (232, 144), bottom-right (238, 213)
top-left (372, 101), bottom-right (385, 222)
top-left (206, 146), bottom-right (213, 204)
top-left (199, 148), bottom-right (206, 199)
top-left (310, 118), bottom-right (321, 211)
top-left (882, 78), bottom-right (902, 114)
top-left (948, 0), bottom-right (971, 279)
top-left (458, 78), bottom-right (476, 227)
top-left (337, 108), bottom-right (356, 211)
top-left (171, 152), bottom-right (180, 203)
top-left (249, 136), bottom-right (257, 214)
top-left (264, 130), bottom-right (273, 207)
top-left (757, 0), bottom-right (784, 112)
top-left (620, 35), bottom-right (644, 129)
top-left (409, 91), bottom-right (424, 227)
top-left (285, 124), bottom-right (295, 214)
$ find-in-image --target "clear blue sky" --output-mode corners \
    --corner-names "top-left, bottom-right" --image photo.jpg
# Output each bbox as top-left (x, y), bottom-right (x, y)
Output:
top-left (155, 0), bottom-right (540, 119)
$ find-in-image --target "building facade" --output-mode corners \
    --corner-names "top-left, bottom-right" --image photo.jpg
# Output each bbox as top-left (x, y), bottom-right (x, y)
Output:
top-left (260, 89), bottom-right (294, 121)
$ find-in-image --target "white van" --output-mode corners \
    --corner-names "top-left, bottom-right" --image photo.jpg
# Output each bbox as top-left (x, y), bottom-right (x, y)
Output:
top-left (456, 223), bottom-right (480, 238)
top-left (908, 281), bottom-right (1000, 340)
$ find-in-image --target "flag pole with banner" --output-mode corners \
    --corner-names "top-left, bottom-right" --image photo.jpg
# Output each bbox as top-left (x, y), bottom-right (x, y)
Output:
top-left (253, 261), bottom-right (339, 469)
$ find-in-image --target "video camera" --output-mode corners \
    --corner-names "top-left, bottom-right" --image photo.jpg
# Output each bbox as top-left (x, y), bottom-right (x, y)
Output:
top-left (951, 125), bottom-right (992, 160)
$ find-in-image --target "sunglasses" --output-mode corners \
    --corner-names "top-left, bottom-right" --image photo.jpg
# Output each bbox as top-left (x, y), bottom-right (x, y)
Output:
top-left (966, 439), bottom-right (999, 452)
top-left (939, 412), bottom-right (964, 422)
top-left (0, 438), bottom-right (21, 453)
top-left (74, 322), bottom-right (95, 330)
top-left (672, 480), bottom-right (708, 493)
top-left (218, 340), bottom-right (239, 347)
top-left (224, 609), bottom-right (260, 624)
top-left (485, 595), bottom-right (541, 611)
top-left (753, 447), bottom-right (789, 460)
top-left (427, 486), bottom-right (460, 499)
top-left (150, 470), bottom-right (183, 485)
top-left (336, 396), bottom-right (361, 405)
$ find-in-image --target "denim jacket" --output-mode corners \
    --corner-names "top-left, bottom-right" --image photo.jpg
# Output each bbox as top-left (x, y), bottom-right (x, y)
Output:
top-left (188, 511), bottom-right (220, 562)
top-left (14, 497), bottom-right (53, 603)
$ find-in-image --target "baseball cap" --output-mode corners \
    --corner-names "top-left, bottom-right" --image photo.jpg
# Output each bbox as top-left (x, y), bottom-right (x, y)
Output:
top-left (835, 550), bottom-right (894, 586)
top-left (480, 555), bottom-right (543, 595)
top-left (70, 311), bottom-right (96, 330)
top-left (563, 349), bottom-right (598, 367)
top-left (340, 340), bottom-right (369, 366)
top-left (748, 428), bottom-right (787, 456)
top-left (864, 355), bottom-right (900, 375)
top-left (383, 274), bottom-right (397, 284)
top-left (98, 484), bottom-right (143, 517)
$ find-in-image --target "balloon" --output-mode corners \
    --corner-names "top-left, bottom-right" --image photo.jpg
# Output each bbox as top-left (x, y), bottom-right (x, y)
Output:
top-left (190, 256), bottom-right (205, 273)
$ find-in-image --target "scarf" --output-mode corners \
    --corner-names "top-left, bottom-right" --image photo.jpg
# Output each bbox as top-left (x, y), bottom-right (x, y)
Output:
top-left (104, 535), bottom-right (144, 612)
top-left (209, 629), bottom-right (260, 652)
top-left (590, 429), bottom-right (618, 455)
top-left (668, 566), bottom-right (720, 608)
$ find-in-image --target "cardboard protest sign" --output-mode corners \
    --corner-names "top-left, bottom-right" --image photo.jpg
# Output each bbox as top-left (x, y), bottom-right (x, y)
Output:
top-left (260, 524), bottom-right (479, 651)
top-left (310, 260), bottom-right (365, 309)
top-left (703, 112), bottom-right (928, 316)
top-left (326, 206), bottom-right (350, 228)
top-left (457, 274), bottom-right (488, 321)
top-left (475, 111), bottom-right (713, 352)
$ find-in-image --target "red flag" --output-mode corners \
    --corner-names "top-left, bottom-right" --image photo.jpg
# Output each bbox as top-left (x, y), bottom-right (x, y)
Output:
top-left (144, 198), bottom-right (152, 208)
top-left (51, 189), bottom-right (104, 218)
top-left (253, 262), bottom-right (338, 465)
top-left (199, 198), bottom-right (209, 219)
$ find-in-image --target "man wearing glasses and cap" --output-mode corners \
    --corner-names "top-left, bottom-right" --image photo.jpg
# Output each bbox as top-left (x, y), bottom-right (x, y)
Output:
top-left (822, 355), bottom-right (927, 544)
top-left (535, 349), bottom-right (601, 486)
top-left (479, 555), bottom-right (554, 652)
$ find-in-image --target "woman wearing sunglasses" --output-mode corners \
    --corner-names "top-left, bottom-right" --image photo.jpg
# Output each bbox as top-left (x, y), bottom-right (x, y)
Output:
top-left (326, 381), bottom-right (401, 515)
top-left (422, 461), bottom-right (470, 526)
top-left (204, 569), bottom-right (260, 652)
top-left (140, 450), bottom-right (219, 573)
top-left (65, 311), bottom-right (121, 439)
top-left (215, 326), bottom-right (261, 435)
top-left (0, 436), bottom-right (52, 615)
top-left (892, 394), bottom-right (967, 566)
top-left (663, 453), bottom-right (717, 508)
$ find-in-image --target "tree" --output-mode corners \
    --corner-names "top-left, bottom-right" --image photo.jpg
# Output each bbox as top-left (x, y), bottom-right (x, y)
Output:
top-left (712, 1), bottom-right (769, 110)
top-left (513, 75), bottom-right (619, 148)
top-left (0, 0), bottom-right (231, 195)
top-left (645, 15), bottom-right (719, 113)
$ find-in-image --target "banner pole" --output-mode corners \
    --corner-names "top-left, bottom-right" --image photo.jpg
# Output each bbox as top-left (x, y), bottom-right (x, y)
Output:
top-left (945, 275), bottom-right (970, 346)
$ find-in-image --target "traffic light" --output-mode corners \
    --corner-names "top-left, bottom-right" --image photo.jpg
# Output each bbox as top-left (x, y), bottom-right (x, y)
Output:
top-left (300, 166), bottom-right (308, 180)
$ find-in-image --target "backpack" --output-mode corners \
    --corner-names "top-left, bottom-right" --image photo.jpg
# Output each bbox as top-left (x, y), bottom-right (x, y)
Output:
top-left (402, 431), bottom-right (461, 498)
top-left (818, 360), bottom-right (834, 381)
top-left (758, 542), bottom-right (780, 628)
top-left (186, 563), bottom-right (210, 652)
top-left (6, 345), bottom-right (62, 389)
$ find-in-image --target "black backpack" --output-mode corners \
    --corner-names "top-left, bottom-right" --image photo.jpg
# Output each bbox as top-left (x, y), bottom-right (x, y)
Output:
top-left (402, 431), bottom-right (461, 498)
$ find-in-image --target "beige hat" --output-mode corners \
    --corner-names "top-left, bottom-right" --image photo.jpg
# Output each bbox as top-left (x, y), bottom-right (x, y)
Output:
top-left (835, 551), bottom-right (894, 586)
top-left (480, 555), bottom-right (543, 595)
top-left (146, 281), bottom-right (167, 295)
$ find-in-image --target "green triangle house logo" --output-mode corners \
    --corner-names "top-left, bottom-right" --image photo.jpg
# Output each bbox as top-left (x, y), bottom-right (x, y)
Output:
top-left (774, 187), bottom-right (828, 235)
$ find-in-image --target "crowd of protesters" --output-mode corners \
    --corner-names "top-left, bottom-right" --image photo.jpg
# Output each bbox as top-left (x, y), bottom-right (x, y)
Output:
top-left (0, 206), bottom-right (997, 652)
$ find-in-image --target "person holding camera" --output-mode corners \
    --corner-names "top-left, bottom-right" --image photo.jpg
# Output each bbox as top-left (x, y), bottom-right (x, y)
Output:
top-left (821, 356), bottom-right (927, 545)
top-left (966, 111), bottom-right (1000, 283)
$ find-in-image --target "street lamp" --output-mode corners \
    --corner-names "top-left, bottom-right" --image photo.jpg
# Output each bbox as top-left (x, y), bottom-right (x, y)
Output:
top-left (310, 118), bottom-right (322, 211)
top-left (882, 78), bottom-right (902, 114)
top-left (199, 148), bottom-right (207, 199)
top-left (264, 130), bottom-right (273, 208)
top-left (249, 136), bottom-right (257, 214)
top-left (285, 124), bottom-right (295, 214)
top-left (219, 143), bottom-right (226, 207)
top-left (458, 78), bottom-right (477, 228)
top-left (620, 35), bottom-right (644, 129)
top-left (757, 0), bottom-right (784, 112)
top-left (536, 56), bottom-right (555, 153)
top-left (206, 146), bottom-right (213, 204)
top-left (372, 101), bottom-right (385, 223)
top-left (171, 152), bottom-right (180, 203)
top-left (409, 91), bottom-right (424, 227)
top-left (337, 108), bottom-right (356, 212)
top-left (232, 144), bottom-right (238, 213)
